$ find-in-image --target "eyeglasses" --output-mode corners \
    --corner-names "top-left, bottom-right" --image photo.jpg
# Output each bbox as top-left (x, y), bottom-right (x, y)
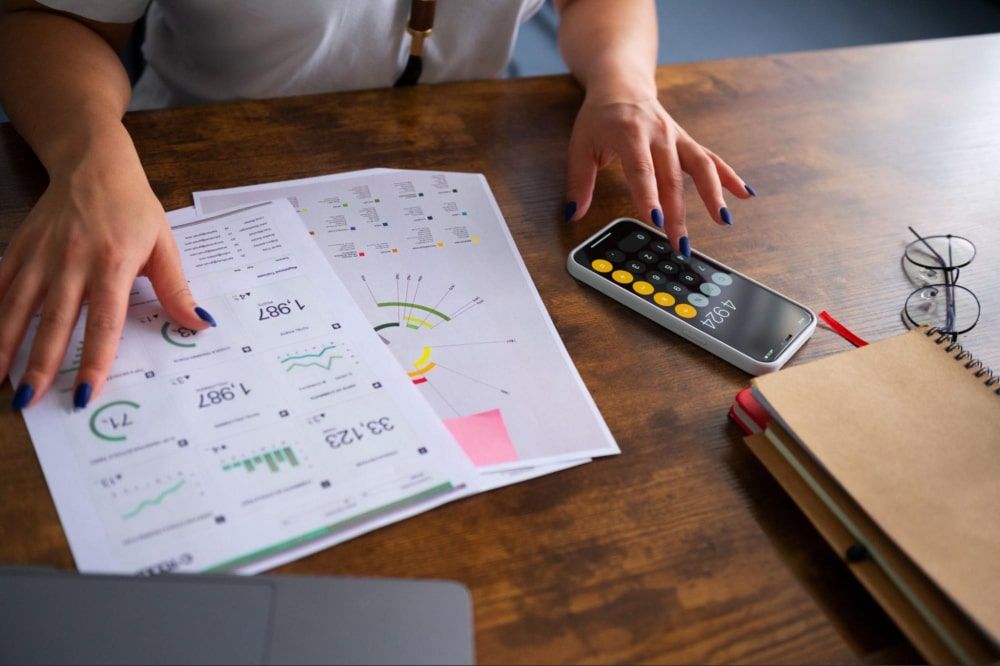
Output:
top-left (901, 226), bottom-right (980, 337)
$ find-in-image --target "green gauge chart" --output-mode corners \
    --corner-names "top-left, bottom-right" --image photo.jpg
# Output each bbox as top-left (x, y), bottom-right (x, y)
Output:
top-left (161, 321), bottom-right (198, 348)
top-left (360, 273), bottom-right (513, 416)
top-left (89, 400), bottom-right (141, 442)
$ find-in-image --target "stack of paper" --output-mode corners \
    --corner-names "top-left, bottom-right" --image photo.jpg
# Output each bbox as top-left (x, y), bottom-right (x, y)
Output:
top-left (9, 169), bottom-right (619, 574)
top-left (195, 169), bottom-right (619, 486)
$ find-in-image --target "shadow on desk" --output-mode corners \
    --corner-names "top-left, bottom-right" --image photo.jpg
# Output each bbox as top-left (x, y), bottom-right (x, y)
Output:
top-left (722, 422), bottom-right (923, 664)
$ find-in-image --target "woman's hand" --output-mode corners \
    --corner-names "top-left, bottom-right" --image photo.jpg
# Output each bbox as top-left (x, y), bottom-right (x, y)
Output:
top-left (0, 136), bottom-right (213, 411)
top-left (565, 92), bottom-right (755, 256)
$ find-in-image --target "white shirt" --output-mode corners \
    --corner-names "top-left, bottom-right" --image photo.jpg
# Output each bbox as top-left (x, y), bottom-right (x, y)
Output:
top-left (39, 0), bottom-right (545, 110)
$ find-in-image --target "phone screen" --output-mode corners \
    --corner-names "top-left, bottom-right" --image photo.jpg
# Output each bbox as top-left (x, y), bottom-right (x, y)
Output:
top-left (572, 220), bottom-right (814, 363)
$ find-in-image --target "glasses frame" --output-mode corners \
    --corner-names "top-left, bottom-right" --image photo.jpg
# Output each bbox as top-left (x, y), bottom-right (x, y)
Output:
top-left (900, 227), bottom-right (980, 339)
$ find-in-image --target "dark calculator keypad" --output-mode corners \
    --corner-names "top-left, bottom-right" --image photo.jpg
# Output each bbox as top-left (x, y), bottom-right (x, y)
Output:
top-left (582, 225), bottom-right (735, 319)
top-left (617, 230), bottom-right (653, 253)
top-left (678, 271), bottom-right (699, 286)
top-left (645, 271), bottom-right (667, 286)
top-left (689, 259), bottom-right (712, 275)
top-left (625, 259), bottom-right (647, 274)
top-left (657, 261), bottom-right (679, 276)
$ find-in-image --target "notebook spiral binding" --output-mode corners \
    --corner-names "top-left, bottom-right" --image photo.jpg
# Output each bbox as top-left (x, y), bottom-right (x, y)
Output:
top-left (925, 327), bottom-right (1000, 395)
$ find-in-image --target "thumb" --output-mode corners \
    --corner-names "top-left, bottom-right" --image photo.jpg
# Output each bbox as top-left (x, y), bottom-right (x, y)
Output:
top-left (145, 234), bottom-right (215, 330)
top-left (565, 136), bottom-right (599, 223)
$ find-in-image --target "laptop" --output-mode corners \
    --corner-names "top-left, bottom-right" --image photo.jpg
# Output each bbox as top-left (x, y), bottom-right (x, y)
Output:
top-left (0, 567), bottom-right (474, 665)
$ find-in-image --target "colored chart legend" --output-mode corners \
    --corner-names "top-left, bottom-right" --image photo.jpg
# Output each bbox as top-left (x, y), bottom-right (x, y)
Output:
top-left (222, 446), bottom-right (300, 474)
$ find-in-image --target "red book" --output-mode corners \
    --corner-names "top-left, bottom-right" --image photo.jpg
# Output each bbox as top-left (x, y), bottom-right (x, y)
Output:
top-left (728, 387), bottom-right (771, 435)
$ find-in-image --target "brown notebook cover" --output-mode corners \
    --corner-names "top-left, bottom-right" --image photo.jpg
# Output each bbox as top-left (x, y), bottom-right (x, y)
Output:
top-left (746, 423), bottom-right (998, 663)
top-left (750, 328), bottom-right (1000, 661)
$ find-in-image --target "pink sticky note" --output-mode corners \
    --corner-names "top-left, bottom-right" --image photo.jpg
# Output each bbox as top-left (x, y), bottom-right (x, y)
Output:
top-left (444, 409), bottom-right (519, 467)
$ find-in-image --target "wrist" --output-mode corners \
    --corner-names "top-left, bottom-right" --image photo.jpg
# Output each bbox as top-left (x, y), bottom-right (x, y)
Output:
top-left (580, 58), bottom-right (658, 105)
top-left (40, 117), bottom-right (142, 183)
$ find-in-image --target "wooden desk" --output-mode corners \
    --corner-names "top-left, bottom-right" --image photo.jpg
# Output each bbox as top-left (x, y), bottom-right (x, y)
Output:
top-left (2, 35), bottom-right (998, 664)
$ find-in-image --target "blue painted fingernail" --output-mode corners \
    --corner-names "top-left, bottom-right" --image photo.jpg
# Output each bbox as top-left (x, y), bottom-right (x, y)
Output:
top-left (564, 201), bottom-right (577, 223)
top-left (651, 208), bottom-right (664, 229)
top-left (12, 383), bottom-right (34, 411)
top-left (73, 382), bottom-right (92, 410)
top-left (194, 306), bottom-right (217, 327)
top-left (720, 206), bottom-right (733, 225)
top-left (745, 184), bottom-right (757, 198)
top-left (679, 236), bottom-right (691, 258)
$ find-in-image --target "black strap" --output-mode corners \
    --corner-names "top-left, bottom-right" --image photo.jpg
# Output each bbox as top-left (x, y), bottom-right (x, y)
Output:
top-left (395, 0), bottom-right (437, 87)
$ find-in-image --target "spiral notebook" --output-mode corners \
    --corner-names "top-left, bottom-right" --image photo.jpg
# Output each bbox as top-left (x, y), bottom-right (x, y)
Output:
top-left (748, 328), bottom-right (1000, 664)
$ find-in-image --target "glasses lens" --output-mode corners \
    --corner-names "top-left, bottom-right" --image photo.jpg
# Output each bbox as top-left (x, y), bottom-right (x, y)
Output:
top-left (904, 234), bottom-right (976, 270)
top-left (902, 255), bottom-right (954, 286)
top-left (903, 283), bottom-right (980, 334)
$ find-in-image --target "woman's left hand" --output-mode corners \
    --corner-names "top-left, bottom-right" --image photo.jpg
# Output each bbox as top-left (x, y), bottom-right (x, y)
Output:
top-left (564, 92), bottom-right (754, 256)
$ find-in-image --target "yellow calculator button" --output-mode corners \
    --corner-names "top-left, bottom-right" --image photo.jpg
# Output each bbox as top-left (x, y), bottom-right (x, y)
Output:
top-left (632, 281), bottom-right (654, 296)
top-left (653, 292), bottom-right (676, 308)
top-left (591, 259), bottom-right (613, 273)
top-left (675, 304), bottom-right (698, 319)
top-left (611, 270), bottom-right (634, 284)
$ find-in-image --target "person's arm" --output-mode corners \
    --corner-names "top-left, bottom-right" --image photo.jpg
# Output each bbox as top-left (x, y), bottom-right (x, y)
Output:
top-left (0, 0), bottom-right (212, 411)
top-left (554, 0), bottom-right (754, 255)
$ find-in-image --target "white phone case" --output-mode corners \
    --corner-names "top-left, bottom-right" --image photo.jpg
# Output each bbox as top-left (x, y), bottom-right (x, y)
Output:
top-left (566, 218), bottom-right (816, 375)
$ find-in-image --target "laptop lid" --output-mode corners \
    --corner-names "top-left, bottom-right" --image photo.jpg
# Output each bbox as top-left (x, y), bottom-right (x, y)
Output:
top-left (0, 568), bottom-right (474, 665)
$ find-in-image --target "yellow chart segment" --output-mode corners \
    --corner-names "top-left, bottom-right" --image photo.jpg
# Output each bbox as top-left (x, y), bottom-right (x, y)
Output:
top-left (408, 346), bottom-right (436, 378)
top-left (413, 346), bottom-right (432, 368)
top-left (408, 362), bottom-right (436, 378)
top-left (404, 316), bottom-right (434, 329)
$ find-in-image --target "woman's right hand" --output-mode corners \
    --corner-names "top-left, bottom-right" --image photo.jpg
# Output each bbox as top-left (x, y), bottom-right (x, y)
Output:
top-left (0, 130), bottom-right (214, 411)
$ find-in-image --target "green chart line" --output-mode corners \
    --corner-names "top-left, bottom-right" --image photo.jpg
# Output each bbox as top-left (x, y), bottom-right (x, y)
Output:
top-left (280, 345), bottom-right (338, 363)
top-left (280, 345), bottom-right (342, 372)
top-left (121, 479), bottom-right (186, 520)
top-left (376, 302), bottom-right (451, 321)
top-left (223, 446), bottom-right (300, 474)
top-left (284, 357), bottom-right (342, 372)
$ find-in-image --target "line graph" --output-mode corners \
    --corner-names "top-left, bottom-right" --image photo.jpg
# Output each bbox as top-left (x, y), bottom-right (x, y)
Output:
top-left (279, 344), bottom-right (344, 372)
top-left (121, 479), bottom-right (186, 520)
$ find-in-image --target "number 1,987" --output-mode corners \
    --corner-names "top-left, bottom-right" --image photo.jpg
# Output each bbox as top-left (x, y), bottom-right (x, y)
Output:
top-left (258, 299), bottom-right (306, 320)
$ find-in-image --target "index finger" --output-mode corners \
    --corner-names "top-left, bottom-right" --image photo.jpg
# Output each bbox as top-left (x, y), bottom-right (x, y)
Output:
top-left (651, 140), bottom-right (689, 256)
top-left (618, 140), bottom-right (662, 231)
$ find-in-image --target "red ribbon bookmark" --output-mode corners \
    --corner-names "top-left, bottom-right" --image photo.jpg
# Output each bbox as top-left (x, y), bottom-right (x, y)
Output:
top-left (819, 311), bottom-right (869, 347)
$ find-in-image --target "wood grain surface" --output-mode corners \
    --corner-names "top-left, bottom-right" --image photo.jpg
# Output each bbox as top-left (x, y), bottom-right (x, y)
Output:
top-left (2, 34), bottom-right (998, 664)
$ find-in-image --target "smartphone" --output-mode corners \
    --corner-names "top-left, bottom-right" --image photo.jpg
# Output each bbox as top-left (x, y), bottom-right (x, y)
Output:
top-left (566, 218), bottom-right (816, 375)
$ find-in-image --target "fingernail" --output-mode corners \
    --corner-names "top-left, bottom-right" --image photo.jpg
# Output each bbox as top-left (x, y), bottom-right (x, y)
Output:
top-left (745, 184), bottom-right (757, 198)
top-left (73, 382), bottom-right (93, 410)
top-left (565, 201), bottom-right (577, 223)
top-left (12, 383), bottom-right (34, 411)
top-left (194, 306), bottom-right (217, 327)
top-left (679, 236), bottom-right (691, 258)
top-left (651, 208), bottom-right (664, 229)
top-left (720, 206), bottom-right (733, 225)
